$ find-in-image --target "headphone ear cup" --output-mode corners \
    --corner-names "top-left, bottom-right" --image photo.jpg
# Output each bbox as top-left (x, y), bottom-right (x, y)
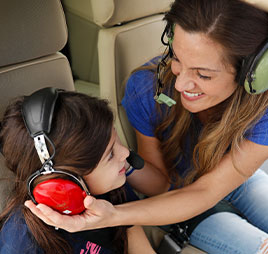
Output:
top-left (33, 179), bottom-right (87, 215)
top-left (244, 49), bottom-right (268, 94)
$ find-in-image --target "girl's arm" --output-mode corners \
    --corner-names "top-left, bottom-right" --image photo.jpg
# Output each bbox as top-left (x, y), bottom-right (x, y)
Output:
top-left (127, 226), bottom-right (156, 254)
top-left (25, 135), bottom-right (268, 231)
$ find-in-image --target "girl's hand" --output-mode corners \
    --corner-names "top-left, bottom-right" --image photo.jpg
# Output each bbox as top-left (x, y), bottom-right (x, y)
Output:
top-left (24, 195), bottom-right (117, 232)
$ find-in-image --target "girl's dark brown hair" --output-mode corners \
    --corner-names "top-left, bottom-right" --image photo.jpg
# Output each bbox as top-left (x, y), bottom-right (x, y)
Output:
top-left (155, 0), bottom-right (268, 185)
top-left (0, 91), bottom-right (128, 254)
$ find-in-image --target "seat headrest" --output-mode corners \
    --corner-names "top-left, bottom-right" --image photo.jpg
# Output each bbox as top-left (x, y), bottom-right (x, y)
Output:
top-left (62, 0), bottom-right (173, 27)
top-left (0, 0), bottom-right (67, 67)
top-left (242, 0), bottom-right (268, 12)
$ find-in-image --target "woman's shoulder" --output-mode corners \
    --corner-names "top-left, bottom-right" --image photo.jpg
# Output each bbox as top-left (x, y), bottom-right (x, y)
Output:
top-left (125, 56), bottom-right (160, 93)
top-left (0, 209), bottom-right (42, 254)
top-left (124, 57), bottom-right (161, 104)
top-left (246, 108), bottom-right (268, 145)
top-left (122, 56), bottom-right (162, 137)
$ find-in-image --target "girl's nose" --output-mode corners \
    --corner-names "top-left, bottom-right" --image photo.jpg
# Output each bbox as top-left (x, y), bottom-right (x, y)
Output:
top-left (119, 144), bottom-right (130, 162)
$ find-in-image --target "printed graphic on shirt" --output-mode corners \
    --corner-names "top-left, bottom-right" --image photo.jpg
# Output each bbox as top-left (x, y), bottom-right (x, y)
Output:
top-left (80, 241), bottom-right (101, 254)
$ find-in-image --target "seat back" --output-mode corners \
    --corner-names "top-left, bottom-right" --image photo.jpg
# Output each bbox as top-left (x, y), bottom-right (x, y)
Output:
top-left (243, 0), bottom-right (268, 11)
top-left (61, 0), bottom-right (172, 91)
top-left (0, 0), bottom-right (75, 212)
top-left (98, 15), bottom-right (167, 150)
top-left (61, 0), bottom-right (173, 149)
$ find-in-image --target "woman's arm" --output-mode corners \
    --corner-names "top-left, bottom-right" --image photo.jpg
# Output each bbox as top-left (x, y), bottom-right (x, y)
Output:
top-left (118, 137), bottom-right (268, 224)
top-left (127, 226), bottom-right (156, 254)
top-left (25, 138), bottom-right (268, 231)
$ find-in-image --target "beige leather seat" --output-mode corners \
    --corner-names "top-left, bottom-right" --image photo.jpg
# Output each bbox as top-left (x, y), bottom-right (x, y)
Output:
top-left (243, 0), bottom-right (268, 10)
top-left (61, 0), bottom-right (173, 150)
top-left (0, 0), bottom-right (75, 212)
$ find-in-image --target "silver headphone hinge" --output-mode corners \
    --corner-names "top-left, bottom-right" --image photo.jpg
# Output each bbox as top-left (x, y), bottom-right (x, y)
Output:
top-left (34, 134), bottom-right (51, 164)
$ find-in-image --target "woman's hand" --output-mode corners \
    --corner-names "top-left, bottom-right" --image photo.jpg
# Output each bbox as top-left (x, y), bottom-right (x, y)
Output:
top-left (25, 195), bottom-right (117, 232)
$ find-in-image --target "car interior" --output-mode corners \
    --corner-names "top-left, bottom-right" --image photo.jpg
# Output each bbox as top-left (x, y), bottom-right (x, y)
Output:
top-left (1, 0), bottom-right (268, 253)
top-left (61, 0), bottom-right (173, 150)
top-left (0, 0), bottom-right (75, 210)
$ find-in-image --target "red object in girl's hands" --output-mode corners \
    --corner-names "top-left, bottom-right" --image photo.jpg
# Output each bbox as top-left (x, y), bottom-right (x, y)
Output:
top-left (33, 179), bottom-right (87, 215)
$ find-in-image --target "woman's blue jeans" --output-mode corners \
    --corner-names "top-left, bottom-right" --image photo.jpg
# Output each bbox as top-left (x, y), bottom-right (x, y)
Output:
top-left (190, 169), bottom-right (268, 254)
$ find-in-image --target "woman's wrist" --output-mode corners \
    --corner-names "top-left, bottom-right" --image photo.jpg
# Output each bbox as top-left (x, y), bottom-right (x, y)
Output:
top-left (113, 202), bottom-right (137, 226)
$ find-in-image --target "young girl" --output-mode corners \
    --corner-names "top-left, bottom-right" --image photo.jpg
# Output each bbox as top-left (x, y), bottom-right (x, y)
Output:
top-left (0, 88), bottom-right (156, 254)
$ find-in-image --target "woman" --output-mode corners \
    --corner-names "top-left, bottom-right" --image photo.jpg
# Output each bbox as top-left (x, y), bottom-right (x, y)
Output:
top-left (0, 89), bottom-right (156, 254)
top-left (25, 1), bottom-right (268, 253)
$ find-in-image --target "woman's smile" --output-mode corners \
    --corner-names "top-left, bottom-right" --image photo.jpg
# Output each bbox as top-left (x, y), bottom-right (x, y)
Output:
top-left (182, 91), bottom-right (205, 101)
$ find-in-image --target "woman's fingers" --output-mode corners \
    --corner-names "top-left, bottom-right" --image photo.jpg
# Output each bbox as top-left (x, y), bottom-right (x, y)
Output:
top-left (24, 195), bottom-right (117, 232)
top-left (24, 200), bottom-right (56, 227)
top-left (24, 198), bottom-right (95, 232)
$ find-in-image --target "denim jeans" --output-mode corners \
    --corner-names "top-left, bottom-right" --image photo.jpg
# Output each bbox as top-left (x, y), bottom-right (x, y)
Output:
top-left (189, 169), bottom-right (268, 254)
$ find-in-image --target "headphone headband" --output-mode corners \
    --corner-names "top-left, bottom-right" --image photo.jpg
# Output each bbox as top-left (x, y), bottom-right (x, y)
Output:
top-left (22, 87), bottom-right (90, 214)
top-left (22, 87), bottom-right (58, 137)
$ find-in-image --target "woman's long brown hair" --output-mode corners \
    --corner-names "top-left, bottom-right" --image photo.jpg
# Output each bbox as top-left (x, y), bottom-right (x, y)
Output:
top-left (0, 91), bottom-right (128, 254)
top-left (135, 0), bottom-right (268, 186)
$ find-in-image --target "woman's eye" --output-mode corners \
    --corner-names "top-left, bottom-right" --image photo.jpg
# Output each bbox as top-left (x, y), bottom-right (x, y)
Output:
top-left (197, 72), bottom-right (211, 80)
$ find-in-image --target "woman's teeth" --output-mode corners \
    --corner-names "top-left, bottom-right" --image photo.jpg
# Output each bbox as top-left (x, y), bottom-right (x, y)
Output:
top-left (183, 91), bottom-right (203, 97)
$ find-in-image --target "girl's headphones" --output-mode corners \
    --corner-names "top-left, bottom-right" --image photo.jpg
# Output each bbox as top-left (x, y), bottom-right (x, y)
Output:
top-left (158, 24), bottom-right (268, 97)
top-left (22, 87), bottom-right (90, 215)
top-left (22, 87), bottom-right (144, 215)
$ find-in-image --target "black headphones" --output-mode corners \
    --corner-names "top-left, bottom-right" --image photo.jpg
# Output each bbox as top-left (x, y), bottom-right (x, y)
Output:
top-left (154, 24), bottom-right (177, 107)
top-left (22, 87), bottom-right (144, 214)
top-left (22, 87), bottom-right (90, 215)
top-left (155, 23), bottom-right (268, 103)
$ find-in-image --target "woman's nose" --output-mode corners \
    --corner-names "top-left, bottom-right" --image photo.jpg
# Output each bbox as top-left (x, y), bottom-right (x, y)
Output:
top-left (174, 73), bottom-right (195, 92)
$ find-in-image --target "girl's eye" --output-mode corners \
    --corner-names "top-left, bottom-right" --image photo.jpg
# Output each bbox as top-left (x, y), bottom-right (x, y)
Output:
top-left (108, 150), bottom-right (114, 161)
top-left (197, 72), bottom-right (211, 80)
